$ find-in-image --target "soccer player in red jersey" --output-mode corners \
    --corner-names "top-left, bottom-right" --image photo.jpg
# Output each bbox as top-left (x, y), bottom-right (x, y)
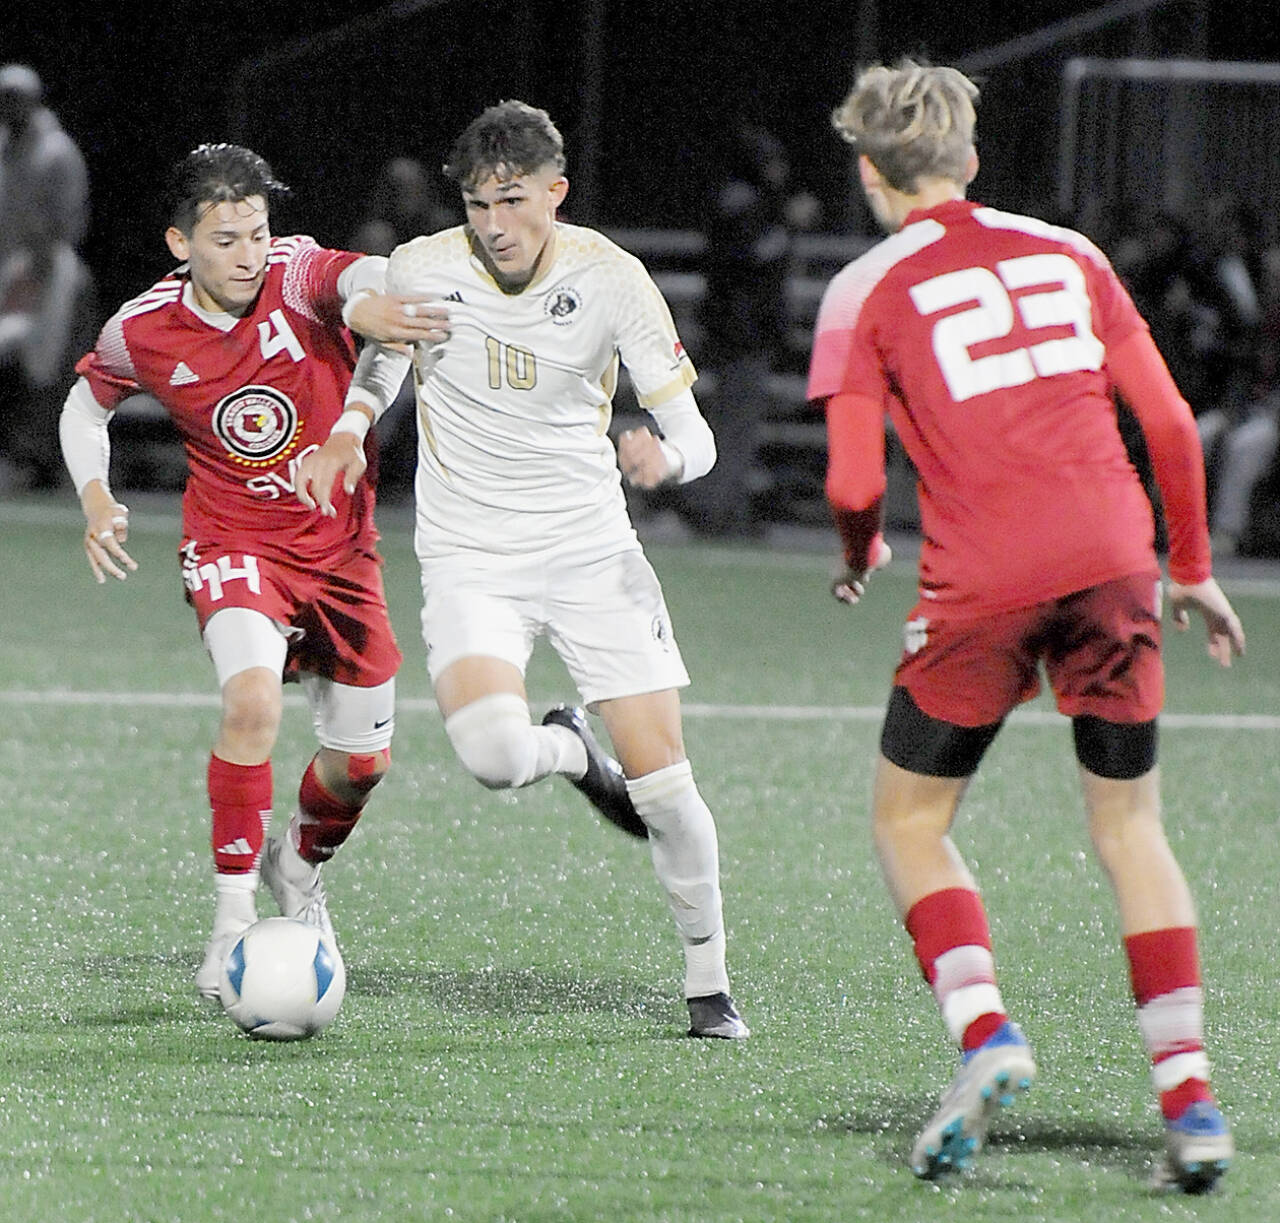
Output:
top-left (808, 62), bottom-right (1246, 1191)
top-left (59, 144), bottom-right (448, 1001)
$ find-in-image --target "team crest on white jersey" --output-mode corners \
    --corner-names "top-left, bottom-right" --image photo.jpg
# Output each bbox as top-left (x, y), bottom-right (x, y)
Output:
top-left (212, 385), bottom-right (301, 467)
top-left (544, 286), bottom-right (582, 324)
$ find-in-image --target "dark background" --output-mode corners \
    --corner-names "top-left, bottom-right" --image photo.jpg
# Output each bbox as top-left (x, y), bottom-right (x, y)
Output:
top-left (8, 0), bottom-right (1280, 310)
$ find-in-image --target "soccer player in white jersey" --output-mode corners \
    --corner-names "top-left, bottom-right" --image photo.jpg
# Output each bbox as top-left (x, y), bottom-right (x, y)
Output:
top-left (297, 101), bottom-right (747, 1039)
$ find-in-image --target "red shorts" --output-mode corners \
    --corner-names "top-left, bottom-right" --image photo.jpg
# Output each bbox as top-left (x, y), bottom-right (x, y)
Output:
top-left (894, 572), bottom-right (1164, 727)
top-left (180, 540), bottom-right (401, 688)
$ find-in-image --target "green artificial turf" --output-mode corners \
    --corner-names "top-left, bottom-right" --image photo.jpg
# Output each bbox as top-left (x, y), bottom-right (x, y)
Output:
top-left (2, 494), bottom-right (1277, 1221)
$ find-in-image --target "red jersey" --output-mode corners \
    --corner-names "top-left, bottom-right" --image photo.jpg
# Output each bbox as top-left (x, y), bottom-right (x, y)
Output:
top-left (77, 236), bottom-right (377, 565)
top-left (808, 199), bottom-right (1210, 615)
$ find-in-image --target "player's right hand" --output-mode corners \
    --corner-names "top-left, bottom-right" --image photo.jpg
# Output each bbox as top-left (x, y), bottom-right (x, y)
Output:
top-left (82, 493), bottom-right (137, 584)
top-left (296, 433), bottom-right (367, 517)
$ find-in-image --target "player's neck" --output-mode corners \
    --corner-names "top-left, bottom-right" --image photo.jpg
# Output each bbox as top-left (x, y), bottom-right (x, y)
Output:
top-left (473, 229), bottom-right (558, 294)
top-left (891, 180), bottom-right (967, 230)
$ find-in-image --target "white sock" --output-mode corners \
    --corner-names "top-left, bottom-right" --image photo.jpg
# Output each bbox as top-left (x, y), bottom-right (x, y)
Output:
top-left (213, 870), bottom-right (258, 928)
top-left (281, 819), bottom-right (322, 885)
top-left (627, 760), bottom-right (731, 998)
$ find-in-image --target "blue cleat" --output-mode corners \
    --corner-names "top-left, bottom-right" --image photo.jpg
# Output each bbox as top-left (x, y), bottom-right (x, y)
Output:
top-left (1152, 1100), bottom-right (1232, 1194)
top-left (910, 1020), bottom-right (1036, 1179)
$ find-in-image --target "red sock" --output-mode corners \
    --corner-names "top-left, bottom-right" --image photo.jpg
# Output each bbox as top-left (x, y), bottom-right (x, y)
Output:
top-left (293, 757), bottom-right (365, 864)
top-left (1125, 927), bottom-right (1213, 1120)
top-left (208, 755), bottom-right (271, 873)
top-left (905, 887), bottom-right (1007, 1052)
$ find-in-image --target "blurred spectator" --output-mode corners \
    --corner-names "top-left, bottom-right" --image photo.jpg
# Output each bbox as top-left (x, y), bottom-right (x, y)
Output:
top-left (1201, 193), bottom-right (1264, 414)
top-left (1208, 375), bottom-right (1278, 553)
top-left (0, 65), bottom-right (95, 490)
top-left (0, 64), bottom-right (89, 261)
top-left (681, 121), bottom-right (818, 536)
top-left (1110, 208), bottom-right (1224, 415)
top-left (348, 157), bottom-right (457, 500)
top-left (1197, 244), bottom-right (1280, 554)
top-left (348, 155), bottom-right (457, 255)
top-left (0, 211), bottom-right (98, 488)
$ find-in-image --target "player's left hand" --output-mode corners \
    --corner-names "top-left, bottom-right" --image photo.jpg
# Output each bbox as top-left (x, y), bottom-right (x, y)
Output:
top-left (618, 428), bottom-right (675, 489)
top-left (296, 433), bottom-right (366, 518)
top-left (1168, 575), bottom-right (1246, 667)
top-left (831, 537), bottom-right (892, 606)
top-left (347, 292), bottom-right (451, 345)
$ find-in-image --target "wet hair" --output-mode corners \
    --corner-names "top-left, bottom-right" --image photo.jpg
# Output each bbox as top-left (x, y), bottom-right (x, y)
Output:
top-left (442, 100), bottom-right (565, 191)
top-left (831, 59), bottom-right (978, 192)
top-left (164, 143), bottom-right (291, 234)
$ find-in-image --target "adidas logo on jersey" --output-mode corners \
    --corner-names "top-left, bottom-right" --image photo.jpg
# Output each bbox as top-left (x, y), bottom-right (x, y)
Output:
top-left (170, 361), bottom-right (199, 386)
top-left (215, 837), bottom-right (256, 857)
top-left (443, 290), bottom-right (463, 303)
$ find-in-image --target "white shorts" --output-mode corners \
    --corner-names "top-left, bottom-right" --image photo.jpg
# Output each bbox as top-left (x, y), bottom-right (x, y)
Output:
top-left (204, 607), bottom-right (396, 753)
top-left (419, 544), bottom-right (690, 708)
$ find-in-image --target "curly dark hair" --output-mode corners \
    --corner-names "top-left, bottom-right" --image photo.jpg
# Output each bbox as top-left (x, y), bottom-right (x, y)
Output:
top-left (164, 143), bottom-right (291, 234)
top-left (443, 100), bottom-right (565, 191)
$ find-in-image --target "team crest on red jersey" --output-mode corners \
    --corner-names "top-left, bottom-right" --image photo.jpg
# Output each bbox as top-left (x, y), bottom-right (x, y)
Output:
top-left (212, 386), bottom-right (301, 468)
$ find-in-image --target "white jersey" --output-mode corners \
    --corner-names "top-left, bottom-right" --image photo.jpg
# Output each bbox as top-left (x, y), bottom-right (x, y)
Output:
top-left (387, 223), bottom-right (696, 558)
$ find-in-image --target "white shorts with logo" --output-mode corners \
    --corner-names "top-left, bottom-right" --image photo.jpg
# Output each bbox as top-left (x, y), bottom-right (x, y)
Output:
top-left (419, 543), bottom-right (690, 708)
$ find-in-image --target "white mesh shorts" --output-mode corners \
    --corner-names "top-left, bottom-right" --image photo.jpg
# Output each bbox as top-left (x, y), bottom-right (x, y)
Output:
top-left (419, 544), bottom-right (690, 707)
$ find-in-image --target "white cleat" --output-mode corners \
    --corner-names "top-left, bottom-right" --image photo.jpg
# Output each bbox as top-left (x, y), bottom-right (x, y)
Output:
top-left (195, 918), bottom-right (251, 1001)
top-left (910, 1021), bottom-right (1036, 1178)
top-left (260, 835), bottom-right (339, 953)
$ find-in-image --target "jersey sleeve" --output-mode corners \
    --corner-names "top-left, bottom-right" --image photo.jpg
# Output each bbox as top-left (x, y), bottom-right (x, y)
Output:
top-left (1084, 244), bottom-right (1148, 351)
top-left (74, 314), bottom-right (143, 412)
top-left (1106, 328), bottom-right (1212, 583)
top-left (277, 236), bottom-right (363, 327)
top-left (807, 264), bottom-right (885, 403)
top-left (610, 253), bottom-right (696, 408)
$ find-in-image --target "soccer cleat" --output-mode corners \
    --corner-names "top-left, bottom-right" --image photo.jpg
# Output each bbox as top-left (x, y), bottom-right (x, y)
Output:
top-left (1152, 1100), bottom-right (1233, 1194)
top-left (687, 992), bottom-right (750, 1039)
top-left (260, 835), bottom-right (339, 953)
top-left (910, 1020), bottom-right (1036, 1179)
top-left (195, 917), bottom-right (251, 1001)
top-left (542, 705), bottom-right (648, 838)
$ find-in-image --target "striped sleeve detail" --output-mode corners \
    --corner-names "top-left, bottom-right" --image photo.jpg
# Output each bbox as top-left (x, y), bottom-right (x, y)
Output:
top-left (96, 278), bottom-right (180, 380)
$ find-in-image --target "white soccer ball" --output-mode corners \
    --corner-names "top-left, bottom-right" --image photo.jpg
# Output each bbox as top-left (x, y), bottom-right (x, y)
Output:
top-left (218, 917), bottom-right (346, 1040)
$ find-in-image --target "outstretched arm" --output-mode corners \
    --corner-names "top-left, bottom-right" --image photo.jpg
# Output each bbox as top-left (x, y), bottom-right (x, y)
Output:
top-left (295, 342), bottom-right (413, 516)
top-left (339, 256), bottom-right (452, 345)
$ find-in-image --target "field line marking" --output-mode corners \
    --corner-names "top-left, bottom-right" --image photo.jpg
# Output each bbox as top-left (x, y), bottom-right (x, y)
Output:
top-left (2, 689), bottom-right (1278, 730)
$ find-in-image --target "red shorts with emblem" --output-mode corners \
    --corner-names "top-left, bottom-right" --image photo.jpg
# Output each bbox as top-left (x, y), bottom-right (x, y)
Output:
top-left (894, 571), bottom-right (1164, 727)
top-left (181, 540), bottom-right (401, 688)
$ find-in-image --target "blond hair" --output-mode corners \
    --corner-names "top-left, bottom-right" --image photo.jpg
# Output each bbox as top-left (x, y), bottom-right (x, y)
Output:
top-left (831, 59), bottom-right (979, 192)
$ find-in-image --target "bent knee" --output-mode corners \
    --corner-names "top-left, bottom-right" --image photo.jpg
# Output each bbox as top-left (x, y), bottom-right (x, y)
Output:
top-left (220, 669), bottom-right (283, 745)
top-left (444, 692), bottom-right (539, 790)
